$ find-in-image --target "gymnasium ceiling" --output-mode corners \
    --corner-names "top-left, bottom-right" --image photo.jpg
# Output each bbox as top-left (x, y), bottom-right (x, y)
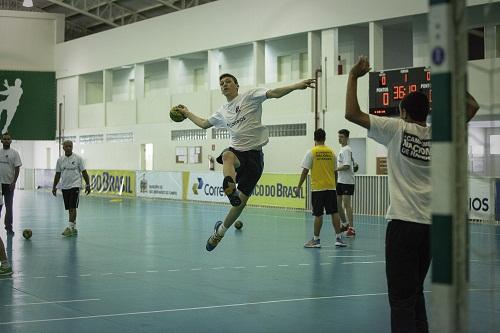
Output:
top-left (1, 0), bottom-right (219, 41)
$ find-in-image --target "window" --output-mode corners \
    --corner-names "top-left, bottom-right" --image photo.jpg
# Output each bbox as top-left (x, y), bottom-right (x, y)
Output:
top-left (468, 27), bottom-right (485, 60)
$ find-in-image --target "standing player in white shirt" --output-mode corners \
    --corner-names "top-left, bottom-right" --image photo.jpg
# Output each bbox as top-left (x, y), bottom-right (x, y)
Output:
top-left (0, 132), bottom-right (22, 236)
top-left (52, 140), bottom-right (91, 237)
top-left (336, 128), bottom-right (356, 237)
top-left (345, 56), bottom-right (479, 332)
top-left (178, 73), bottom-right (315, 251)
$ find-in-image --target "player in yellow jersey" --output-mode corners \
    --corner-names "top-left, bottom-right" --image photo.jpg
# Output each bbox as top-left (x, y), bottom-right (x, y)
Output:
top-left (295, 129), bottom-right (346, 248)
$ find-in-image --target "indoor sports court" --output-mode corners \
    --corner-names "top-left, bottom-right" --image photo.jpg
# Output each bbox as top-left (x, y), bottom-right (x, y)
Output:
top-left (1, 0), bottom-right (499, 332)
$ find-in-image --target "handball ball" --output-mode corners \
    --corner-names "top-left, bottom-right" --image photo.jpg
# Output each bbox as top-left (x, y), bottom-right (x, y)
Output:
top-left (170, 105), bottom-right (186, 122)
top-left (23, 229), bottom-right (32, 240)
top-left (234, 220), bottom-right (243, 230)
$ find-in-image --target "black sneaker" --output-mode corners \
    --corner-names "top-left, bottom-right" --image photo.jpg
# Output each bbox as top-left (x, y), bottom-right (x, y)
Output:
top-left (222, 176), bottom-right (241, 207)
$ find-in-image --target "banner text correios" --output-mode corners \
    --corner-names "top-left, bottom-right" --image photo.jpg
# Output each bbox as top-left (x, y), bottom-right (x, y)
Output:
top-left (87, 170), bottom-right (136, 196)
top-left (248, 173), bottom-right (305, 209)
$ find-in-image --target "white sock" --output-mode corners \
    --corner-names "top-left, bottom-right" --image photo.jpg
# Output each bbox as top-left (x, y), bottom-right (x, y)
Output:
top-left (69, 222), bottom-right (76, 229)
top-left (313, 235), bottom-right (320, 240)
top-left (217, 224), bottom-right (228, 236)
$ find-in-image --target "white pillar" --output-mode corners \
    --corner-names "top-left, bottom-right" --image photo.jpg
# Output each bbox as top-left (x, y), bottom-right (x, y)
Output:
top-left (253, 41), bottom-right (265, 86)
top-left (369, 21), bottom-right (384, 71)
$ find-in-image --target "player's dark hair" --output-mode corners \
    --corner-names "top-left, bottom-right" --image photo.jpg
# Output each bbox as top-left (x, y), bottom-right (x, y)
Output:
top-left (400, 91), bottom-right (429, 122)
top-left (314, 128), bottom-right (326, 142)
top-left (219, 73), bottom-right (239, 86)
top-left (338, 129), bottom-right (350, 137)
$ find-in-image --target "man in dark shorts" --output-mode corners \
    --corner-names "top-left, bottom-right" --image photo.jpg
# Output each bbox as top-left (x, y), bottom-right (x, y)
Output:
top-left (296, 128), bottom-right (346, 248)
top-left (52, 140), bottom-right (91, 237)
top-left (178, 73), bottom-right (315, 251)
top-left (336, 129), bottom-right (356, 236)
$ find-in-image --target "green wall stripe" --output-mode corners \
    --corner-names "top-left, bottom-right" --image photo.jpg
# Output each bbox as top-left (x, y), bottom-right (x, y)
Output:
top-left (432, 214), bottom-right (453, 284)
top-left (432, 73), bottom-right (452, 142)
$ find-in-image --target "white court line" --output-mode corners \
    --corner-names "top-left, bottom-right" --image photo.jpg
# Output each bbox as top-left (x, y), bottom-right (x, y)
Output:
top-left (298, 264), bottom-right (310, 266)
top-left (0, 292), bottom-right (390, 325)
top-left (277, 265), bottom-right (289, 267)
top-left (79, 274), bottom-right (91, 277)
top-left (255, 265), bottom-right (267, 268)
top-left (320, 263), bottom-right (331, 265)
top-left (56, 276), bottom-right (68, 278)
top-left (342, 261), bottom-right (386, 265)
top-left (4, 298), bottom-right (101, 307)
top-left (101, 273), bottom-right (113, 276)
top-left (190, 268), bottom-right (202, 271)
top-left (328, 255), bottom-right (377, 258)
top-left (124, 272), bottom-right (137, 274)
top-left (168, 269), bottom-right (180, 272)
top-left (146, 270), bottom-right (158, 273)
top-left (211, 267), bottom-right (225, 270)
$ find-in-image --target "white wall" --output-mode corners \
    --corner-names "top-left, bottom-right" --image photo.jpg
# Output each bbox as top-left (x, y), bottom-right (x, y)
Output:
top-left (0, 10), bottom-right (63, 71)
top-left (219, 44), bottom-right (254, 86)
top-left (0, 10), bottom-right (63, 171)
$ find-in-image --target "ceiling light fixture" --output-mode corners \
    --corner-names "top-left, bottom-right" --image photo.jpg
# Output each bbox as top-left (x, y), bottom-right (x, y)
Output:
top-left (23, 0), bottom-right (33, 7)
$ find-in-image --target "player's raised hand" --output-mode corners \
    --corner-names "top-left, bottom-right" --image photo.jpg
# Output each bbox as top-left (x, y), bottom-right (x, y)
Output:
top-left (297, 79), bottom-right (316, 90)
top-left (176, 104), bottom-right (189, 117)
top-left (350, 56), bottom-right (371, 78)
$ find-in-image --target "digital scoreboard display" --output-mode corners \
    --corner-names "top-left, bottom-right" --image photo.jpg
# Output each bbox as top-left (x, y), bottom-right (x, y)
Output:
top-left (369, 67), bottom-right (432, 117)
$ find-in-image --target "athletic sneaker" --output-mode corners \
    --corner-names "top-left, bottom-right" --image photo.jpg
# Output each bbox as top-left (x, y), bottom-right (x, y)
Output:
top-left (61, 227), bottom-right (73, 237)
top-left (206, 221), bottom-right (224, 251)
top-left (335, 237), bottom-right (347, 247)
top-left (304, 239), bottom-right (321, 248)
top-left (0, 265), bottom-right (13, 277)
top-left (72, 228), bottom-right (78, 236)
top-left (346, 227), bottom-right (356, 237)
top-left (223, 177), bottom-right (241, 207)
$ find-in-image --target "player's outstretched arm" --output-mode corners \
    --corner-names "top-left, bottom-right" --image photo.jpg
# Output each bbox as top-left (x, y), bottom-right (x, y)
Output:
top-left (177, 105), bottom-right (213, 129)
top-left (346, 56), bottom-right (371, 130)
top-left (266, 79), bottom-right (316, 99)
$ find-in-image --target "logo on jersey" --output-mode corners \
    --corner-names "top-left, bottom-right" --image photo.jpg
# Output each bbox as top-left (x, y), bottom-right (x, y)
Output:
top-left (400, 132), bottom-right (430, 162)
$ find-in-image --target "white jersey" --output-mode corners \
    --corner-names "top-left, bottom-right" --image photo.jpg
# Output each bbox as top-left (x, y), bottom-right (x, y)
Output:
top-left (0, 148), bottom-right (22, 184)
top-left (55, 153), bottom-right (86, 190)
top-left (368, 115), bottom-right (431, 224)
top-left (337, 145), bottom-right (355, 185)
top-left (208, 88), bottom-right (269, 151)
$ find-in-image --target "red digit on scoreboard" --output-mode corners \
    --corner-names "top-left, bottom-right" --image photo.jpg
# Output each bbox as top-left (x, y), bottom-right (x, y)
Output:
top-left (404, 73), bottom-right (408, 82)
top-left (381, 75), bottom-right (386, 86)
top-left (383, 92), bottom-right (389, 106)
top-left (409, 84), bottom-right (417, 92)
top-left (426, 71), bottom-right (431, 81)
top-left (393, 85), bottom-right (405, 100)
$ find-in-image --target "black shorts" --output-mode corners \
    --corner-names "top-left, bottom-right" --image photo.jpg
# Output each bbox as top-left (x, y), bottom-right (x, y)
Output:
top-left (311, 190), bottom-right (338, 217)
top-left (336, 183), bottom-right (355, 196)
top-left (217, 147), bottom-right (264, 197)
top-left (62, 187), bottom-right (80, 210)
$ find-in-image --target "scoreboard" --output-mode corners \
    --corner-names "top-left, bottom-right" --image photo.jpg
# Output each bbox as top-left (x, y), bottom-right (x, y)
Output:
top-left (369, 67), bottom-right (432, 117)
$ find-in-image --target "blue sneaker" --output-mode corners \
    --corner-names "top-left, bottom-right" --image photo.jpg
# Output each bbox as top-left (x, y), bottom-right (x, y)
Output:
top-left (206, 221), bottom-right (224, 251)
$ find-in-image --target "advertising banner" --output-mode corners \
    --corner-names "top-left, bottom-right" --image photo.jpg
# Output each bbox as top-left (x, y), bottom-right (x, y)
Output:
top-left (136, 171), bottom-right (183, 200)
top-left (186, 172), bottom-right (226, 203)
top-left (88, 170), bottom-right (136, 196)
top-left (0, 71), bottom-right (56, 139)
top-left (248, 173), bottom-right (305, 209)
top-left (469, 177), bottom-right (495, 220)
